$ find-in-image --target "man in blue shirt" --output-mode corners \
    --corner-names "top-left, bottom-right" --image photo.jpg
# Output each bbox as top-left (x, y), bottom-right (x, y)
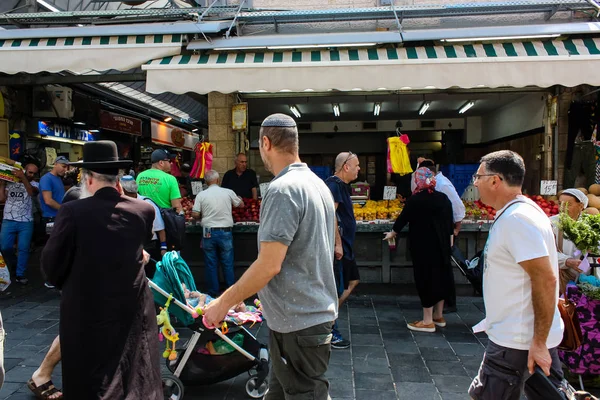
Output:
top-left (39, 156), bottom-right (68, 222)
top-left (325, 151), bottom-right (360, 349)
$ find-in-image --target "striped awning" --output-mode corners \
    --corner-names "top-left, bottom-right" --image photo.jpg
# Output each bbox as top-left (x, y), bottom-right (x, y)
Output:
top-left (0, 34), bottom-right (183, 75)
top-left (143, 38), bottom-right (600, 94)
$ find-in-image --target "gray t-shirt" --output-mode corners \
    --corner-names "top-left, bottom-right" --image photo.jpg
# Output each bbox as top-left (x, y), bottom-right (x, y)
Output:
top-left (257, 163), bottom-right (338, 333)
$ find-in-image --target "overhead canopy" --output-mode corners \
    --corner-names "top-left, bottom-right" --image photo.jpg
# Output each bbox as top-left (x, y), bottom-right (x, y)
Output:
top-left (144, 38), bottom-right (600, 94)
top-left (0, 34), bottom-right (182, 75)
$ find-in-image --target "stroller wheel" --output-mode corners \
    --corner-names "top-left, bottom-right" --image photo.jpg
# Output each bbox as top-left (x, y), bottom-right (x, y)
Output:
top-left (245, 376), bottom-right (268, 399)
top-left (162, 373), bottom-right (185, 400)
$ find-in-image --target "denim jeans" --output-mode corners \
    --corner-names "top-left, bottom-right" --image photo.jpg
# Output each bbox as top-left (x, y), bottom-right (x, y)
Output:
top-left (202, 230), bottom-right (235, 297)
top-left (0, 220), bottom-right (34, 278)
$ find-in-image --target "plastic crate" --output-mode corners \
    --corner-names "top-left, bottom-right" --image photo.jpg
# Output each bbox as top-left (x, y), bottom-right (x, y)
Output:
top-left (440, 164), bottom-right (479, 197)
top-left (309, 166), bottom-right (332, 181)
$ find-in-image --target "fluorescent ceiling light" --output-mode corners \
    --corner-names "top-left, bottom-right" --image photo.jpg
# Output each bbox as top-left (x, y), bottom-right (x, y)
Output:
top-left (289, 105), bottom-right (301, 119)
top-left (37, 0), bottom-right (61, 12)
top-left (373, 103), bottom-right (381, 117)
top-left (442, 34), bottom-right (560, 42)
top-left (41, 136), bottom-right (87, 146)
top-left (333, 104), bottom-right (340, 117)
top-left (89, 129), bottom-right (100, 133)
top-left (192, 128), bottom-right (199, 132)
top-left (419, 102), bottom-right (431, 116)
top-left (459, 101), bottom-right (475, 114)
top-left (164, 116), bottom-right (172, 122)
top-left (73, 121), bottom-right (86, 126)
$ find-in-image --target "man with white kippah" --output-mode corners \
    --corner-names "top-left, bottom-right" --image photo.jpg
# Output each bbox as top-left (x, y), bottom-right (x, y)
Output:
top-left (203, 113), bottom-right (338, 399)
top-left (549, 188), bottom-right (590, 295)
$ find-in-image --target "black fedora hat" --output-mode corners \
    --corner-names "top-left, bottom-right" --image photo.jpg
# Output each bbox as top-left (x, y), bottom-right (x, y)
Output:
top-left (69, 141), bottom-right (132, 170)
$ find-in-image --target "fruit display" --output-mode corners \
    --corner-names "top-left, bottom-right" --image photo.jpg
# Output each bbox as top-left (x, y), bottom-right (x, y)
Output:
top-left (181, 197), bottom-right (195, 223)
top-left (464, 195), bottom-right (560, 220)
top-left (526, 195), bottom-right (559, 217)
top-left (232, 198), bottom-right (261, 223)
top-left (354, 199), bottom-right (404, 222)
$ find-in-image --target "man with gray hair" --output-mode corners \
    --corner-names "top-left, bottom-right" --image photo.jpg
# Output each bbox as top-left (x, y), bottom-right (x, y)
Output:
top-left (120, 175), bottom-right (166, 278)
top-left (203, 114), bottom-right (338, 400)
top-left (192, 169), bottom-right (244, 297)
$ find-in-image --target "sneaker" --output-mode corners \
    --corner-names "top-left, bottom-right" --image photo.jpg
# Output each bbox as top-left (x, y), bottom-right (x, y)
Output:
top-left (44, 282), bottom-right (55, 289)
top-left (15, 276), bottom-right (28, 285)
top-left (407, 320), bottom-right (436, 333)
top-left (331, 331), bottom-right (351, 349)
top-left (433, 318), bottom-right (447, 327)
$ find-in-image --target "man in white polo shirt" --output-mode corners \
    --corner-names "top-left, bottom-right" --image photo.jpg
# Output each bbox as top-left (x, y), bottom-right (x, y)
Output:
top-left (192, 169), bottom-right (244, 297)
top-left (469, 150), bottom-right (564, 400)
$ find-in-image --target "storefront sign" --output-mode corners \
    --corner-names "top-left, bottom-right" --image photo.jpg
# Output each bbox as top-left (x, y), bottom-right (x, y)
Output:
top-left (99, 110), bottom-right (142, 136)
top-left (9, 131), bottom-right (23, 160)
top-left (232, 103), bottom-right (248, 131)
top-left (150, 120), bottom-right (198, 151)
top-left (38, 121), bottom-right (95, 142)
top-left (540, 180), bottom-right (558, 195)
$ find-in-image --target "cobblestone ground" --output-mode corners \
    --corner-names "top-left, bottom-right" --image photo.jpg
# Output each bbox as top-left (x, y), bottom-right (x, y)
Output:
top-left (0, 263), bottom-right (598, 399)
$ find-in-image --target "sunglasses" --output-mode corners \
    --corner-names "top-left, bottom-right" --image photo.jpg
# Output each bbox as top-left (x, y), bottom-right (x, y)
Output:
top-left (338, 151), bottom-right (356, 171)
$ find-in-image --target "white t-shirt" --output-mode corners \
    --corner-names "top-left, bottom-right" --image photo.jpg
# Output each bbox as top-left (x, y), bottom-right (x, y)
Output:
top-left (192, 184), bottom-right (242, 228)
top-left (139, 195), bottom-right (165, 241)
top-left (483, 195), bottom-right (564, 350)
top-left (3, 181), bottom-right (39, 222)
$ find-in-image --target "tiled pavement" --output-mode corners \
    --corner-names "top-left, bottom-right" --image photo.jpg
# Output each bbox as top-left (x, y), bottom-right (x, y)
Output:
top-left (1, 284), bottom-right (598, 400)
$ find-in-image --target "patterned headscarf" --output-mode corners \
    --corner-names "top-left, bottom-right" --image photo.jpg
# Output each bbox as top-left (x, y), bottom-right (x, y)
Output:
top-left (413, 167), bottom-right (436, 194)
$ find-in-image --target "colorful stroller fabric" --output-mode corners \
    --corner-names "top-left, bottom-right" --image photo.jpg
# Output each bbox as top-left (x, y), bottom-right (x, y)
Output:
top-left (152, 251), bottom-right (198, 326)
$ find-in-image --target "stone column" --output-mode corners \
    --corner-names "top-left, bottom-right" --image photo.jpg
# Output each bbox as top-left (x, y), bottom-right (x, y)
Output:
top-left (207, 92), bottom-right (237, 175)
top-left (557, 88), bottom-right (573, 189)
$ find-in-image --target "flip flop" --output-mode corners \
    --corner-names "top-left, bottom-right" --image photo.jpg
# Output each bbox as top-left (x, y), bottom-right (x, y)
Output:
top-left (27, 378), bottom-right (64, 400)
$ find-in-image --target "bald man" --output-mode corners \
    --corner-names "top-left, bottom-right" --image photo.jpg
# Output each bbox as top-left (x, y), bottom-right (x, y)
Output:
top-left (222, 153), bottom-right (259, 200)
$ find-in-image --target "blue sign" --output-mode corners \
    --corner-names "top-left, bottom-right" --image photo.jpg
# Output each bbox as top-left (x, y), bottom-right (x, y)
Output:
top-left (38, 121), bottom-right (95, 142)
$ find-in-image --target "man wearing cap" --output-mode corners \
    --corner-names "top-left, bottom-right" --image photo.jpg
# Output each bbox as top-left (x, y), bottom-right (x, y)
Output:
top-left (39, 156), bottom-right (69, 223)
top-left (203, 114), bottom-right (338, 399)
top-left (136, 149), bottom-right (182, 212)
top-left (550, 188), bottom-right (589, 294)
top-left (40, 141), bottom-right (161, 399)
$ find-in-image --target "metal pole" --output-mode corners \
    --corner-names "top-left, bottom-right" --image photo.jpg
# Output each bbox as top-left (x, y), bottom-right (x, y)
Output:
top-left (554, 86), bottom-right (559, 182)
top-left (27, 0), bottom-right (36, 13)
top-left (225, 0), bottom-right (246, 39)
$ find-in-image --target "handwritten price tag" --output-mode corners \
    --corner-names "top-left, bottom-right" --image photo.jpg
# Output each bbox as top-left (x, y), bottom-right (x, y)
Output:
top-left (191, 181), bottom-right (203, 196)
top-left (383, 186), bottom-right (397, 200)
top-left (540, 180), bottom-right (557, 196)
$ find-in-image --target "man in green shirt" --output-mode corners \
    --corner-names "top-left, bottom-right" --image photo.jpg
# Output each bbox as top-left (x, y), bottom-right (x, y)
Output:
top-left (136, 149), bottom-right (182, 212)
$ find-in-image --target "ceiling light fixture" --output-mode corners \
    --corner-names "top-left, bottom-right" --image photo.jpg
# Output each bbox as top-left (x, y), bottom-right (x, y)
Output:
top-left (373, 103), bottom-right (381, 117)
top-left (37, 0), bottom-right (61, 12)
top-left (459, 101), bottom-right (475, 114)
top-left (442, 34), bottom-right (560, 42)
top-left (164, 116), bottom-right (172, 122)
top-left (192, 128), bottom-right (199, 132)
top-left (333, 104), bottom-right (340, 117)
top-left (89, 129), bottom-right (100, 133)
top-left (73, 121), bottom-right (86, 126)
top-left (419, 102), bottom-right (431, 116)
top-left (289, 105), bottom-right (301, 119)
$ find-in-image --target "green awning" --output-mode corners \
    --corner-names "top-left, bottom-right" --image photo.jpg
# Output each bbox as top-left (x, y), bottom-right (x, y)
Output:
top-left (143, 38), bottom-right (600, 93)
top-left (0, 34), bottom-right (182, 75)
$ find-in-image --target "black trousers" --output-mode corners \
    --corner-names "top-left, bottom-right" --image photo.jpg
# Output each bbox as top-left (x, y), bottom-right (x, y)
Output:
top-left (144, 240), bottom-right (161, 279)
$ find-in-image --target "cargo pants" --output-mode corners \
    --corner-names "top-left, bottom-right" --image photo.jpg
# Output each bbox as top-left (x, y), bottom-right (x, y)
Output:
top-left (265, 321), bottom-right (333, 400)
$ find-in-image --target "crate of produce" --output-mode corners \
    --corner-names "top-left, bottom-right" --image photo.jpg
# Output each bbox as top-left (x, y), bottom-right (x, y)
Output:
top-left (440, 164), bottom-right (479, 197)
top-left (309, 166), bottom-right (332, 181)
top-left (351, 182), bottom-right (370, 199)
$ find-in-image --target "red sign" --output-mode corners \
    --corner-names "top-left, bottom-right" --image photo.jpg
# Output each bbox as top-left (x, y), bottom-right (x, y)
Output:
top-left (99, 110), bottom-right (142, 136)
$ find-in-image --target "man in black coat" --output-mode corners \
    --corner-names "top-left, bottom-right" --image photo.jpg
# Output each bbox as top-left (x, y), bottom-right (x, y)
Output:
top-left (41, 141), bottom-right (162, 399)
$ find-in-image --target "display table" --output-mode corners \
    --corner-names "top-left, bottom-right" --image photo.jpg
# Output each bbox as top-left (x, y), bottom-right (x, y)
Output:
top-left (181, 221), bottom-right (491, 285)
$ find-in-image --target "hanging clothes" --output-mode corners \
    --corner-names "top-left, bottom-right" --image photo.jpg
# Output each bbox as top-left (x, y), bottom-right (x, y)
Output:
top-left (387, 134), bottom-right (413, 175)
top-left (191, 142), bottom-right (213, 179)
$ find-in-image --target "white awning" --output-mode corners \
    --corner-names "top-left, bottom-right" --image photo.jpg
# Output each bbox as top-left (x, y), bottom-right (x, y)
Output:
top-left (143, 38), bottom-right (600, 93)
top-left (0, 34), bottom-right (182, 75)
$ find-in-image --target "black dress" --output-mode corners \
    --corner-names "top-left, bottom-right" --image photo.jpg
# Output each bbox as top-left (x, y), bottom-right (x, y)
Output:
top-left (392, 190), bottom-right (454, 308)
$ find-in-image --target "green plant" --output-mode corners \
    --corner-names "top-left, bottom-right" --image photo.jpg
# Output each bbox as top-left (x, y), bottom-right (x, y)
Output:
top-left (558, 204), bottom-right (600, 255)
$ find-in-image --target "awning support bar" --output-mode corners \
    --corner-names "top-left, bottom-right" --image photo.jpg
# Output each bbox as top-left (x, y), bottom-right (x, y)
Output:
top-left (226, 0), bottom-right (246, 39)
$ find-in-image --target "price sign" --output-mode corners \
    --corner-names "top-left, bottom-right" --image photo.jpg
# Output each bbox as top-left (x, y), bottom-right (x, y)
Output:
top-left (383, 186), bottom-right (397, 200)
top-left (191, 181), bottom-right (203, 196)
top-left (540, 180), bottom-right (558, 196)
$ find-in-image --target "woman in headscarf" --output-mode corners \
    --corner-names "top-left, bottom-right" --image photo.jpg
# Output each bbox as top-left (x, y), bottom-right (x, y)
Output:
top-left (384, 167), bottom-right (455, 332)
top-left (549, 188), bottom-right (589, 295)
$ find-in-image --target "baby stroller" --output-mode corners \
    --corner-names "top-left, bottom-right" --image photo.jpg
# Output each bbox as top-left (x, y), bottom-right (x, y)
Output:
top-left (148, 252), bottom-right (269, 400)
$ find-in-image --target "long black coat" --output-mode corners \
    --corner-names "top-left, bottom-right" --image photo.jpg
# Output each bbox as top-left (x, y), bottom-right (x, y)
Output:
top-left (393, 190), bottom-right (454, 308)
top-left (41, 187), bottom-right (162, 400)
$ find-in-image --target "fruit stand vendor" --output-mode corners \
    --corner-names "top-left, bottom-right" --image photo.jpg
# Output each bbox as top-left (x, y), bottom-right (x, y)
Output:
top-left (222, 153), bottom-right (259, 200)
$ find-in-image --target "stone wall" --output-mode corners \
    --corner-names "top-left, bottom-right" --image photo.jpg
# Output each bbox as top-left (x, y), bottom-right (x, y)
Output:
top-left (207, 92), bottom-right (237, 176)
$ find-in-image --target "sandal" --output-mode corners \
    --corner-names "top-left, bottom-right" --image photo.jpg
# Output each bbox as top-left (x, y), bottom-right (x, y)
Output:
top-left (27, 378), bottom-right (64, 400)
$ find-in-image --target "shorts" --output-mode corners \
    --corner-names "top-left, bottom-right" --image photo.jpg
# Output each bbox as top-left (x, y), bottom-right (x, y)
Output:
top-left (468, 341), bottom-right (563, 400)
top-left (341, 258), bottom-right (360, 290)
